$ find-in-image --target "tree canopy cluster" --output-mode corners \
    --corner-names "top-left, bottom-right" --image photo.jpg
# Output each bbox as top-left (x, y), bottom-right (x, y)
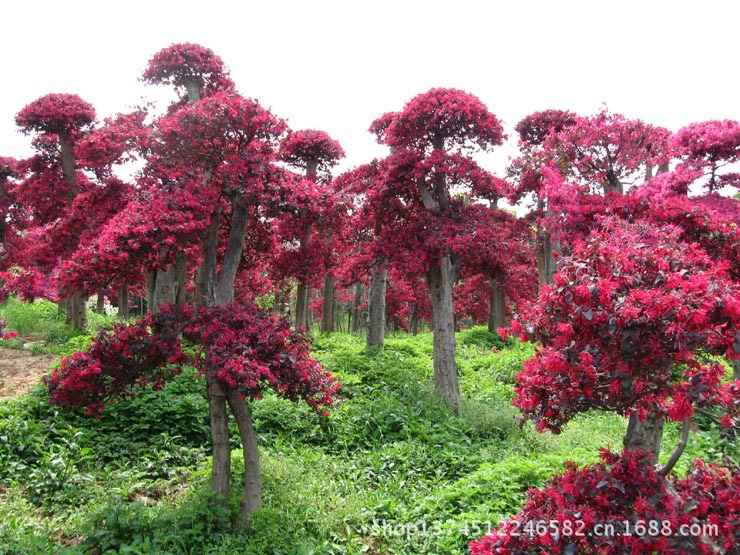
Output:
top-left (1, 43), bottom-right (737, 546)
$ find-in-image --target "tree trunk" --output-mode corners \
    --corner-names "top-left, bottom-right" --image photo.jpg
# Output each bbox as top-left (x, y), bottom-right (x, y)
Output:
top-left (197, 209), bottom-right (220, 308)
top-left (733, 359), bottom-right (739, 382)
top-left (409, 302), bottom-right (419, 335)
top-left (427, 253), bottom-right (461, 409)
top-left (320, 274), bottom-right (335, 334)
top-left (225, 390), bottom-right (261, 529)
top-left (273, 290), bottom-right (283, 316)
top-left (294, 281), bottom-right (311, 330)
top-left (603, 171), bottom-right (624, 195)
top-left (118, 285), bottom-right (129, 320)
top-left (215, 198), bottom-right (249, 305)
top-left (366, 260), bottom-right (387, 349)
top-left (96, 289), bottom-right (106, 314)
top-left (487, 278), bottom-right (506, 333)
top-left (623, 412), bottom-right (664, 459)
top-left (351, 282), bottom-right (364, 333)
top-left (145, 272), bottom-right (156, 313)
top-left (152, 266), bottom-right (178, 311)
top-left (175, 252), bottom-right (188, 305)
top-left (208, 381), bottom-right (231, 517)
top-left (59, 132), bottom-right (78, 206)
top-left (182, 76), bottom-right (202, 104)
top-left (537, 229), bottom-right (560, 287)
top-left (68, 291), bottom-right (88, 330)
top-left (59, 130), bottom-right (90, 329)
top-left (200, 193), bottom-right (258, 525)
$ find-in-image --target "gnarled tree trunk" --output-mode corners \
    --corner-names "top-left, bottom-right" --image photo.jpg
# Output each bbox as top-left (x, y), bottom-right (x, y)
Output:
top-left (427, 253), bottom-right (461, 409)
top-left (225, 390), bottom-right (261, 529)
top-left (152, 265), bottom-right (179, 311)
top-left (198, 194), bottom-right (264, 525)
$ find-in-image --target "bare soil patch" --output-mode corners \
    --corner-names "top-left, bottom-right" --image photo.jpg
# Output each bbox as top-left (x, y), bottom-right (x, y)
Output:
top-left (0, 347), bottom-right (57, 400)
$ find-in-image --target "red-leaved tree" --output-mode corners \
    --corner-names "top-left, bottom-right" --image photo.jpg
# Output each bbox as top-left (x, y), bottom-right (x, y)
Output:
top-left (470, 449), bottom-right (739, 554)
top-left (46, 300), bottom-right (339, 528)
top-left (49, 44), bottom-right (341, 530)
top-left (14, 93), bottom-right (97, 328)
top-left (274, 129), bottom-right (345, 330)
top-left (473, 219), bottom-right (739, 554)
top-left (512, 219), bottom-right (738, 457)
top-left (367, 88), bottom-right (506, 407)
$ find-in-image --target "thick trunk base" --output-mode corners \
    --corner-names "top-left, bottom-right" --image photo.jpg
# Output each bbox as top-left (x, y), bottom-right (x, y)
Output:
top-left (487, 279), bottom-right (506, 333)
top-left (366, 263), bottom-right (387, 349)
top-left (225, 391), bottom-right (262, 530)
top-left (208, 382), bottom-right (231, 521)
top-left (152, 266), bottom-right (178, 311)
top-left (294, 282), bottom-right (311, 331)
top-left (320, 274), bottom-right (335, 334)
top-left (427, 254), bottom-right (461, 409)
top-left (68, 291), bottom-right (88, 330)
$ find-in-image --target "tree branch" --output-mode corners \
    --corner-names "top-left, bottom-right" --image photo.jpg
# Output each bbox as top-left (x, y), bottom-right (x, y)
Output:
top-left (657, 417), bottom-right (691, 476)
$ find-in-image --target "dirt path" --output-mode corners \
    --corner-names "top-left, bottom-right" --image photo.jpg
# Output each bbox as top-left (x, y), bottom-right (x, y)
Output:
top-left (0, 347), bottom-right (58, 400)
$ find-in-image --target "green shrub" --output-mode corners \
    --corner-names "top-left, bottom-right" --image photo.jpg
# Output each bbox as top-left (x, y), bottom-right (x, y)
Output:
top-left (457, 326), bottom-right (511, 350)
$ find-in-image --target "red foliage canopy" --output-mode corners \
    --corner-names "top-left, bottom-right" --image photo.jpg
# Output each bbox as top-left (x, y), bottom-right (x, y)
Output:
top-left (278, 129), bottom-right (345, 178)
top-left (543, 109), bottom-right (671, 194)
top-left (671, 120), bottom-right (740, 192)
top-left (142, 42), bottom-right (234, 98)
top-left (514, 109), bottom-right (577, 148)
top-left (46, 300), bottom-right (340, 418)
top-left (513, 220), bottom-right (739, 433)
top-left (16, 93), bottom-right (96, 135)
top-left (470, 449), bottom-right (739, 554)
top-left (153, 91), bottom-right (287, 199)
top-left (374, 87), bottom-right (505, 153)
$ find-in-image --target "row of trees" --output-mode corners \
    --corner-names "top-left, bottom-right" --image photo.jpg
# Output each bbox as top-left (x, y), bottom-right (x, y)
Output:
top-left (1, 43), bottom-right (738, 544)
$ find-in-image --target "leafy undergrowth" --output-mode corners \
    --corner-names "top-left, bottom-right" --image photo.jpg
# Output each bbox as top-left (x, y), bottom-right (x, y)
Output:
top-left (0, 297), bottom-right (119, 355)
top-left (0, 316), bottom-right (736, 554)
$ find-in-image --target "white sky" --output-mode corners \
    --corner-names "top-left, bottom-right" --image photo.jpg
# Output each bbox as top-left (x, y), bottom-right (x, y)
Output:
top-left (2, 0), bottom-right (739, 180)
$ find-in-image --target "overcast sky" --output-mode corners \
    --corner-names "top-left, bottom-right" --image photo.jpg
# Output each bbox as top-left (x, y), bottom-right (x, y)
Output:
top-left (2, 0), bottom-right (739, 178)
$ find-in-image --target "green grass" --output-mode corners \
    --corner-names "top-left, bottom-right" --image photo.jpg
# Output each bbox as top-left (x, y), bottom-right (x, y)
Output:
top-left (0, 309), bottom-right (735, 554)
top-left (0, 297), bottom-right (119, 355)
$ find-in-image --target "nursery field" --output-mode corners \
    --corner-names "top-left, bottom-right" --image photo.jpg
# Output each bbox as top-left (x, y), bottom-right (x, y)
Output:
top-left (0, 299), bottom-right (735, 555)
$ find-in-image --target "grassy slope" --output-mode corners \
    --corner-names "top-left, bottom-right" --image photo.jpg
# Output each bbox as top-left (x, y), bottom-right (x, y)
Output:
top-left (0, 300), bottom-right (736, 554)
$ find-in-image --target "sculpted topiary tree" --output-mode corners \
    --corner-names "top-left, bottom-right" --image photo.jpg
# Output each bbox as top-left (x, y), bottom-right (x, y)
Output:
top-left (51, 44), bottom-right (341, 530)
top-left (511, 220), bottom-right (738, 456)
top-left (275, 129), bottom-right (345, 330)
top-left (670, 119), bottom-right (740, 193)
top-left (47, 300), bottom-right (339, 528)
top-left (508, 109), bottom-right (577, 286)
top-left (367, 88), bottom-right (506, 407)
top-left (142, 43), bottom-right (235, 309)
top-left (472, 219), bottom-right (739, 554)
top-left (15, 93), bottom-right (96, 328)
